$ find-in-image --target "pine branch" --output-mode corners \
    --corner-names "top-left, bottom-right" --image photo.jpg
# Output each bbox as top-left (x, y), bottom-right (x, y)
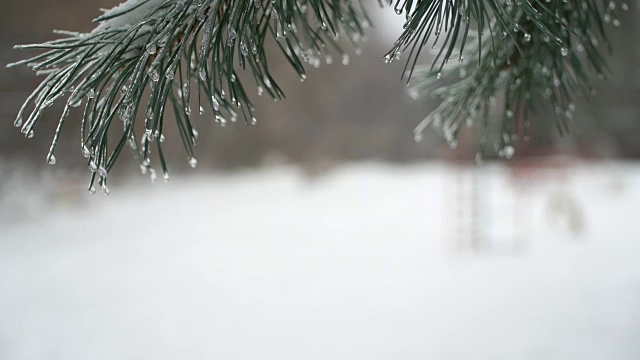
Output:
top-left (390, 0), bottom-right (626, 159)
top-left (8, 0), bottom-right (627, 193)
top-left (8, 0), bottom-right (367, 194)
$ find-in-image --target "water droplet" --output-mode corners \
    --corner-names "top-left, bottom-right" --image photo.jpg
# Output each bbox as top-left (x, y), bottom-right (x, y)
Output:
top-left (149, 69), bottom-right (159, 82)
top-left (263, 76), bottom-right (271, 88)
top-left (240, 42), bottom-right (249, 56)
top-left (88, 186), bottom-right (96, 195)
top-left (146, 43), bottom-right (157, 55)
top-left (503, 145), bottom-right (515, 159)
top-left (227, 28), bottom-right (237, 46)
top-left (188, 157), bottom-right (198, 168)
top-left (98, 166), bottom-right (108, 178)
top-left (145, 128), bottom-right (154, 141)
top-left (560, 47), bottom-right (569, 56)
top-left (101, 183), bottom-right (110, 196)
top-left (341, 53), bottom-right (350, 65)
top-left (47, 155), bottom-right (56, 165)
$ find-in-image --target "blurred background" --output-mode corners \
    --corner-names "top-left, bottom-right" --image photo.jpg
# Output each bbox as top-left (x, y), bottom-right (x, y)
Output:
top-left (1, 1), bottom-right (640, 359)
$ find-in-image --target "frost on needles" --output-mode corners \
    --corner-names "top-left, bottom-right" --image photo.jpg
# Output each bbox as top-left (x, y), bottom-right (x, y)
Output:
top-left (8, 0), bottom-right (626, 194)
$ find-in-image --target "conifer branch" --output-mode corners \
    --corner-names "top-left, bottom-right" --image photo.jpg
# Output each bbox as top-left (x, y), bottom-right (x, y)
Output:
top-left (391, 0), bottom-right (626, 159)
top-left (8, 0), bottom-right (627, 193)
top-left (9, 0), bottom-right (367, 193)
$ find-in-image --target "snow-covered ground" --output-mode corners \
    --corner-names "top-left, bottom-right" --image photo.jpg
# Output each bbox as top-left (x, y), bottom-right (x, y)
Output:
top-left (1, 162), bottom-right (639, 360)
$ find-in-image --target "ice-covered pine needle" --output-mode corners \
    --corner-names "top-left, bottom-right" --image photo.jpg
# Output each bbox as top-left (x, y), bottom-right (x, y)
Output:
top-left (9, 0), bottom-right (367, 193)
top-left (388, 0), bottom-right (626, 160)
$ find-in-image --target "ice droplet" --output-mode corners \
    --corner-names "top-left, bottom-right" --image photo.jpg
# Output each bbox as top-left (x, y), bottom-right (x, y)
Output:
top-left (240, 41), bottom-right (249, 56)
top-left (503, 145), bottom-right (515, 159)
top-left (341, 53), bottom-right (350, 65)
top-left (149, 69), bottom-right (159, 82)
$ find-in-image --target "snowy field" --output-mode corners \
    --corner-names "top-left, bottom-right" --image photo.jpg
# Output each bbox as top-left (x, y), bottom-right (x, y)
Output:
top-left (1, 162), bottom-right (640, 360)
